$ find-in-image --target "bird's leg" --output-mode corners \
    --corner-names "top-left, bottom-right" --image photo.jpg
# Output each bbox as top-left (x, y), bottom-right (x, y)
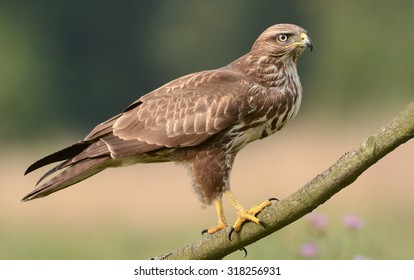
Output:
top-left (205, 196), bottom-right (228, 234)
top-left (224, 190), bottom-right (273, 233)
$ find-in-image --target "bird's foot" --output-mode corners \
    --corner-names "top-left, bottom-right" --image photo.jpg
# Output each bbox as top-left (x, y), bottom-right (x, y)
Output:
top-left (233, 200), bottom-right (271, 231)
top-left (228, 198), bottom-right (277, 240)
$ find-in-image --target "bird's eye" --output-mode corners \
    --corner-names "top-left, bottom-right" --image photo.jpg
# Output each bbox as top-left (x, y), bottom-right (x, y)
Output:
top-left (278, 34), bottom-right (288, 42)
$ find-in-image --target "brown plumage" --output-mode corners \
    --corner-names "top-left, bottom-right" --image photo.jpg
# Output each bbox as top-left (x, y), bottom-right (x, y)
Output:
top-left (24, 23), bottom-right (312, 235)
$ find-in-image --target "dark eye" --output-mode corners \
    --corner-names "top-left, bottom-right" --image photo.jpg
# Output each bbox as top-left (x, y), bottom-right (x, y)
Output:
top-left (278, 34), bottom-right (288, 42)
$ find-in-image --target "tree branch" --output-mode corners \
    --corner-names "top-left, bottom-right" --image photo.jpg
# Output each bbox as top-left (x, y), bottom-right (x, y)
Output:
top-left (154, 102), bottom-right (414, 260)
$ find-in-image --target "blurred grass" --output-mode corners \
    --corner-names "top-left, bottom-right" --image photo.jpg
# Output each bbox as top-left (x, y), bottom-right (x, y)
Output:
top-left (0, 222), bottom-right (193, 259)
top-left (1, 210), bottom-right (413, 259)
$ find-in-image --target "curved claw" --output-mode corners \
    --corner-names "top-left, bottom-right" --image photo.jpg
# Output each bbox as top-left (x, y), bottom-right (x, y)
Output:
top-left (241, 247), bottom-right (248, 258)
top-left (228, 226), bottom-right (235, 242)
top-left (201, 229), bottom-right (208, 236)
top-left (257, 218), bottom-right (265, 227)
top-left (268, 197), bottom-right (279, 202)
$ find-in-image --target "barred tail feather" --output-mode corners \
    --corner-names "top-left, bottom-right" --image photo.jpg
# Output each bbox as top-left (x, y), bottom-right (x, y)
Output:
top-left (21, 157), bottom-right (110, 201)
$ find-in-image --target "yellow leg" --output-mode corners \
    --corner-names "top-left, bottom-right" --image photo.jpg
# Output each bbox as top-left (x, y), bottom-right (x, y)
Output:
top-left (205, 197), bottom-right (228, 234)
top-left (224, 190), bottom-right (273, 233)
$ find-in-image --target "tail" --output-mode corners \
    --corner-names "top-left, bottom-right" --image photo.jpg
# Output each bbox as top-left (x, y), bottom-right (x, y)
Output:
top-left (24, 142), bottom-right (90, 175)
top-left (23, 141), bottom-right (112, 201)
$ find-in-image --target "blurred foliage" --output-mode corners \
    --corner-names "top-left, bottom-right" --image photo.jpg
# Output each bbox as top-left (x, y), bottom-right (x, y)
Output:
top-left (1, 0), bottom-right (413, 142)
top-left (1, 211), bottom-right (413, 259)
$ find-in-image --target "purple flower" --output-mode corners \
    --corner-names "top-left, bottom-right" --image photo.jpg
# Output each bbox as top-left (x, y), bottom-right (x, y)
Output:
top-left (342, 215), bottom-right (364, 230)
top-left (353, 255), bottom-right (369, 260)
top-left (308, 213), bottom-right (328, 232)
top-left (300, 242), bottom-right (318, 258)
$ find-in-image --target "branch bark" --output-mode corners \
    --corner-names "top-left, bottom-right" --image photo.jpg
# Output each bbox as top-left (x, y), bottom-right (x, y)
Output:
top-left (154, 102), bottom-right (414, 260)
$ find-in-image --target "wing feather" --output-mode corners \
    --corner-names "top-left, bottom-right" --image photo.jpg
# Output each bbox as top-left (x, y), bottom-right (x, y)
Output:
top-left (112, 69), bottom-right (252, 147)
top-left (80, 68), bottom-right (254, 159)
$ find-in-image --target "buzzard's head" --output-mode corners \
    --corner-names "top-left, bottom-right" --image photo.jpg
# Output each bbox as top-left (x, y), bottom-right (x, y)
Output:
top-left (251, 23), bottom-right (313, 59)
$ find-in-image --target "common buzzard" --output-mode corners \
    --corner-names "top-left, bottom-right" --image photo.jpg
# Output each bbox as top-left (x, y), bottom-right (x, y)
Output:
top-left (24, 23), bottom-right (313, 237)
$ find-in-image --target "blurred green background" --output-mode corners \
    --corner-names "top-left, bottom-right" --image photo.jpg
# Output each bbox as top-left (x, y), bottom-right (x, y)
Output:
top-left (1, 0), bottom-right (413, 259)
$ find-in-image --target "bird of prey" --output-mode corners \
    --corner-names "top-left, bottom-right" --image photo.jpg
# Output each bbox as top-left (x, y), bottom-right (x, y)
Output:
top-left (24, 23), bottom-right (312, 236)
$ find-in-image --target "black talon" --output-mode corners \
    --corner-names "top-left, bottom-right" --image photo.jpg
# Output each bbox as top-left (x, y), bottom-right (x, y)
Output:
top-left (258, 218), bottom-right (265, 227)
top-left (228, 226), bottom-right (235, 242)
top-left (268, 197), bottom-right (279, 202)
top-left (241, 247), bottom-right (248, 258)
top-left (201, 229), bottom-right (208, 235)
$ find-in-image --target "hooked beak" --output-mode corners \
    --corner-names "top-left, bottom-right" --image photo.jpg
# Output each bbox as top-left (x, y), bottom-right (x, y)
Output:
top-left (284, 32), bottom-right (313, 52)
top-left (300, 32), bottom-right (313, 51)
